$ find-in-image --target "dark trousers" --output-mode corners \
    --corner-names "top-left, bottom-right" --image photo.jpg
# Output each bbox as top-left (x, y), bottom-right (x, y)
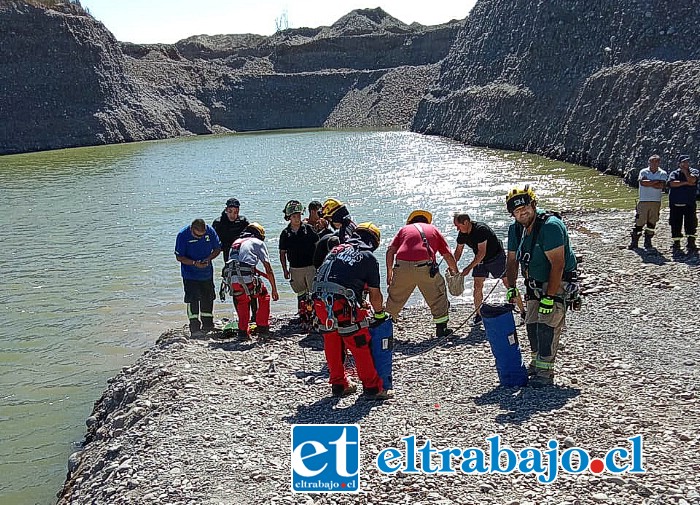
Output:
top-left (669, 203), bottom-right (698, 240)
top-left (184, 278), bottom-right (216, 332)
top-left (188, 299), bottom-right (214, 331)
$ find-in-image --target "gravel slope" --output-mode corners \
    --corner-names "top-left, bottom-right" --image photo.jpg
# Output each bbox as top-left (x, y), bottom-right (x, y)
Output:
top-left (57, 210), bottom-right (700, 505)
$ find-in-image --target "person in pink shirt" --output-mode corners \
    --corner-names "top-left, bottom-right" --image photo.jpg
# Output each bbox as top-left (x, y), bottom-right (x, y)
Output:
top-left (386, 210), bottom-right (459, 337)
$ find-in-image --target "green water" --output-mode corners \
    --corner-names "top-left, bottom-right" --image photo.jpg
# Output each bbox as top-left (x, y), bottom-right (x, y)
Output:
top-left (0, 130), bottom-right (636, 504)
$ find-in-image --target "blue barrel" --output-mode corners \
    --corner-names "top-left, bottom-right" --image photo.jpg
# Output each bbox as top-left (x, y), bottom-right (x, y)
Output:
top-left (369, 318), bottom-right (393, 390)
top-left (481, 303), bottom-right (528, 387)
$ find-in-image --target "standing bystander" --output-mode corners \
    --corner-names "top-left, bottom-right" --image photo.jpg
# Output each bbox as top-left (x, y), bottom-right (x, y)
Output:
top-left (175, 219), bottom-right (222, 335)
top-left (628, 154), bottom-right (668, 250)
top-left (668, 155), bottom-right (699, 253)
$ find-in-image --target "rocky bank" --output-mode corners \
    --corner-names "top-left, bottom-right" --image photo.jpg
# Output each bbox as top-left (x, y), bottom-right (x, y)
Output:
top-left (0, 1), bottom-right (459, 154)
top-left (413, 0), bottom-right (700, 182)
top-left (57, 210), bottom-right (700, 504)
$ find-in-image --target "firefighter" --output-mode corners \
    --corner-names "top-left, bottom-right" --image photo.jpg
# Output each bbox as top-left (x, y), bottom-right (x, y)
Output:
top-left (385, 209), bottom-right (459, 337)
top-left (504, 186), bottom-right (578, 387)
top-left (311, 222), bottom-right (391, 399)
top-left (279, 200), bottom-right (318, 330)
top-left (225, 223), bottom-right (279, 340)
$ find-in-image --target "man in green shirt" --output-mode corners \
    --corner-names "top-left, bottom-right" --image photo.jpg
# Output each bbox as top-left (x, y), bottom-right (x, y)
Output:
top-left (504, 186), bottom-right (578, 387)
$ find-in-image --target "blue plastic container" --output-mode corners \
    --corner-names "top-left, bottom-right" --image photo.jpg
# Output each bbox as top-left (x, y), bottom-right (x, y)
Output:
top-left (481, 303), bottom-right (528, 387)
top-left (369, 318), bottom-right (393, 390)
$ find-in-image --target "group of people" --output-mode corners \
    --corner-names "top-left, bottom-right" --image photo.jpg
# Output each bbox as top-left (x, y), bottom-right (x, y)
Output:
top-left (175, 187), bottom-right (580, 393)
top-left (628, 154), bottom-right (699, 253)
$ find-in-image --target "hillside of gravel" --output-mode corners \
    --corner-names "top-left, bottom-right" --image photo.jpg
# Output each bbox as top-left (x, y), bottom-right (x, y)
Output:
top-left (413, 0), bottom-right (700, 183)
top-left (57, 209), bottom-right (700, 505)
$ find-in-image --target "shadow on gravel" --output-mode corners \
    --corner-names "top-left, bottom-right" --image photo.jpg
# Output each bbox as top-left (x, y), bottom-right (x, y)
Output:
top-left (629, 248), bottom-right (670, 265)
top-left (393, 324), bottom-right (486, 359)
top-left (474, 385), bottom-right (580, 424)
top-left (283, 395), bottom-right (377, 425)
top-left (297, 331), bottom-right (324, 352)
top-left (207, 339), bottom-right (256, 352)
top-left (671, 250), bottom-right (700, 265)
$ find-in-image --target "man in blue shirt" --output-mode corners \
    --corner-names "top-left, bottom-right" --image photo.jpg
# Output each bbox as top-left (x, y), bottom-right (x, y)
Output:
top-left (668, 155), bottom-right (699, 253)
top-left (175, 219), bottom-right (222, 335)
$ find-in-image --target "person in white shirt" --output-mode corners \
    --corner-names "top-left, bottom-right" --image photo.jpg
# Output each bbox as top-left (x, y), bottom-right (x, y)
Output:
top-left (628, 154), bottom-right (668, 249)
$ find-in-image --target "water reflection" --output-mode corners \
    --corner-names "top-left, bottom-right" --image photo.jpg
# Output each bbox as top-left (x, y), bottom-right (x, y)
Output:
top-left (0, 130), bottom-right (637, 505)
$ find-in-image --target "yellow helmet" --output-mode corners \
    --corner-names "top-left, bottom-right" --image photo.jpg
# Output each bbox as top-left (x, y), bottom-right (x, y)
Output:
top-left (506, 185), bottom-right (537, 214)
top-left (245, 222), bottom-right (266, 241)
top-left (406, 209), bottom-right (433, 225)
top-left (321, 198), bottom-right (345, 219)
top-left (355, 222), bottom-right (381, 249)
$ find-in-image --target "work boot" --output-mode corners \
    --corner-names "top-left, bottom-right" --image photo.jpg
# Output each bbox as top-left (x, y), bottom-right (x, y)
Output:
top-left (643, 234), bottom-right (653, 249)
top-left (236, 329), bottom-right (251, 341)
top-left (256, 325), bottom-right (271, 339)
top-left (627, 232), bottom-right (641, 249)
top-left (672, 241), bottom-right (682, 254)
top-left (436, 322), bottom-right (453, 338)
top-left (688, 237), bottom-right (698, 253)
top-left (529, 375), bottom-right (554, 388)
top-left (331, 381), bottom-right (357, 398)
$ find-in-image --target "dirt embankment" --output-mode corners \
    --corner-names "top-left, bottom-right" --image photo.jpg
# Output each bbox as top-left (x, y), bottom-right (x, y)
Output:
top-left (0, 3), bottom-right (459, 155)
top-left (413, 0), bottom-right (700, 184)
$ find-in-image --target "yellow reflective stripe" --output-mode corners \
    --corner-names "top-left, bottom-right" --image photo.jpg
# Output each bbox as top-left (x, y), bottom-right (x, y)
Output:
top-left (200, 312), bottom-right (213, 317)
top-left (688, 234), bottom-right (697, 239)
top-left (433, 315), bottom-right (449, 324)
top-left (187, 305), bottom-right (199, 320)
top-left (535, 360), bottom-right (554, 370)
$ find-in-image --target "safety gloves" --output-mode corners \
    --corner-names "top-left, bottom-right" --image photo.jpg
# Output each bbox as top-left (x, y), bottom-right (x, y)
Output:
top-left (506, 287), bottom-right (519, 303)
top-left (538, 296), bottom-right (554, 314)
top-left (370, 310), bottom-right (389, 328)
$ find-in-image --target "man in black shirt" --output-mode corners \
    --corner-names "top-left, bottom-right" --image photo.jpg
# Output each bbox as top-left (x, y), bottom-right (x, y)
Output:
top-left (213, 197), bottom-right (256, 321)
top-left (453, 213), bottom-right (524, 323)
top-left (279, 200), bottom-right (319, 328)
top-left (212, 198), bottom-right (249, 262)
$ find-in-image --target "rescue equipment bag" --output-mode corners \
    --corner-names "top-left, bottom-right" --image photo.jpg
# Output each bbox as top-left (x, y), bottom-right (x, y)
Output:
top-left (481, 303), bottom-right (528, 387)
top-left (369, 318), bottom-right (393, 390)
top-left (445, 269), bottom-right (465, 296)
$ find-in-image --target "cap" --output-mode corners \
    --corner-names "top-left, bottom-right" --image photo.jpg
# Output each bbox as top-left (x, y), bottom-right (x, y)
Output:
top-left (226, 198), bottom-right (240, 208)
top-left (678, 155), bottom-right (690, 163)
top-left (648, 154), bottom-right (660, 161)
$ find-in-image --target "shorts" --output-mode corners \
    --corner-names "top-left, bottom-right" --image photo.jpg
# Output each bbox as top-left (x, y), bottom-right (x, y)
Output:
top-left (473, 251), bottom-right (507, 279)
top-left (183, 278), bottom-right (216, 303)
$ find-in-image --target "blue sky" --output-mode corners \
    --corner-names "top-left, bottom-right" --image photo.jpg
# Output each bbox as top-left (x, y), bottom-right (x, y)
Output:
top-left (79, 0), bottom-right (477, 44)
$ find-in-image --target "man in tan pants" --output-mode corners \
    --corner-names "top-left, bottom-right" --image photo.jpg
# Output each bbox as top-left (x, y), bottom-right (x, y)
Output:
top-left (386, 210), bottom-right (459, 337)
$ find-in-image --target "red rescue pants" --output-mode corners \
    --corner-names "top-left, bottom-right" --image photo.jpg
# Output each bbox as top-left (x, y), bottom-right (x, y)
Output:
top-left (232, 281), bottom-right (270, 332)
top-left (314, 298), bottom-right (383, 391)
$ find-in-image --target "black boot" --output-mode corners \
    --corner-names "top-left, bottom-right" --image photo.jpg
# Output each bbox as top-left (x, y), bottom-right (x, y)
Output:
top-left (688, 237), bottom-right (698, 253)
top-left (643, 234), bottom-right (653, 249)
top-left (436, 322), bottom-right (453, 338)
top-left (628, 232), bottom-right (640, 249)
